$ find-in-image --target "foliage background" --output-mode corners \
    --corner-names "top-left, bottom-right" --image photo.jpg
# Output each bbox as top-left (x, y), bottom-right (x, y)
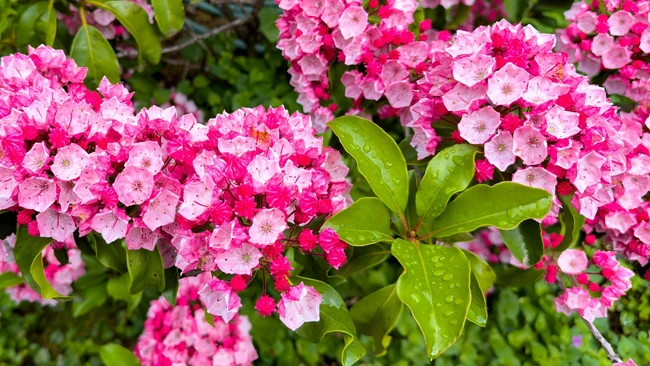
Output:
top-left (0, 0), bottom-right (649, 365)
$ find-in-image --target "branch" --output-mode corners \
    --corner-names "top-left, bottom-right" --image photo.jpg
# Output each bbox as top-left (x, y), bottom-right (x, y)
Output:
top-left (581, 317), bottom-right (622, 363)
top-left (558, 280), bottom-right (622, 363)
top-left (117, 16), bottom-right (252, 58)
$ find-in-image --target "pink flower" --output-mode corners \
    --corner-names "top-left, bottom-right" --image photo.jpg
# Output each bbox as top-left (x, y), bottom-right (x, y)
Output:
top-left (51, 144), bottom-right (90, 181)
top-left (338, 6), bottom-right (368, 40)
top-left (36, 209), bottom-right (76, 242)
top-left (607, 11), bottom-right (634, 36)
top-left (487, 63), bottom-right (529, 106)
top-left (484, 130), bottom-right (515, 171)
top-left (91, 209), bottom-right (128, 244)
top-left (22, 142), bottom-right (49, 174)
top-left (601, 46), bottom-right (631, 69)
top-left (255, 295), bottom-right (276, 317)
top-left (215, 243), bottom-right (262, 275)
top-left (385, 81), bottom-right (413, 108)
top-left (557, 249), bottom-right (589, 275)
top-left (249, 208), bottom-right (287, 246)
top-left (125, 141), bottom-right (164, 174)
top-left (18, 178), bottom-right (57, 212)
top-left (458, 106), bottom-right (501, 144)
top-left (452, 53), bottom-right (496, 87)
top-left (545, 106), bottom-right (581, 139)
top-left (277, 282), bottom-right (322, 330)
top-left (512, 167), bottom-right (557, 196)
top-left (142, 189), bottom-right (179, 231)
top-left (613, 360), bottom-right (637, 366)
top-left (512, 125), bottom-right (547, 166)
top-left (199, 278), bottom-right (242, 323)
top-left (113, 166), bottom-right (154, 206)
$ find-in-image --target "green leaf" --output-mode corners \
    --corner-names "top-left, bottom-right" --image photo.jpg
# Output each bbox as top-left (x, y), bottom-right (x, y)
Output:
top-left (258, 7), bottom-right (280, 42)
top-left (328, 116), bottom-right (409, 216)
top-left (350, 284), bottom-right (402, 356)
top-left (73, 282), bottom-right (108, 317)
top-left (494, 266), bottom-right (544, 287)
top-left (429, 182), bottom-right (552, 238)
top-left (70, 24), bottom-right (120, 88)
top-left (17, 2), bottom-right (48, 45)
top-left (329, 63), bottom-right (353, 112)
top-left (336, 244), bottom-right (390, 277)
top-left (107, 274), bottom-right (142, 311)
top-left (322, 198), bottom-right (392, 246)
top-left (88, 233), bottom-right (128, 273)
top-left (445, 4), bottom-right (471, 29)
top-left (391, 239), bottom-right (471, 360)
top-left (126, 246), bottom-right (165, 294)
top-left (415, 144), bottom-right (477, 232)
top-left (504, 0), bottom-right (529, 21)
top-left (461, 250), bottom-right (496, 292)
top-left (99, 344), bottom-right (141, 366)
top-left (152, 0), bottom-right (184, 38)
top-left (14, 225), bottom-right (72, 300)
top-left (0, 272), bottom-right (23, 290)
top-left (293, 252), bottom-right (345, 287)
top-left (41, 1), bottom-right (56, 46)
top-left (293, 276), bottom-right (366, 366)
top-left (204, 308), bottom-right (215, 326)
top-left (499, 219), bottom-right (544, 267)
top-left (404, 171), bottom-right (420, 229)
top-left (163, 267), bottom-right (180, 306)
top-left (466, 272), bottom-right (487, 327)
top-left (53, 247), bottom-right (69, 265)
top-left (555, 194), bottom-right (586, 252)
top-left (89, 0), bottom-right (162, 64)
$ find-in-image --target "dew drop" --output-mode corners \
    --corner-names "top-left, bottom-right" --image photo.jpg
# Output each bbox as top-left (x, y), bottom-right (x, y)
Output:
top-left (445, 295), bottom-right (454, 303)
top-left (442, 274), bottom-right (453, 281)
top-left (443, 310), bottom-right (454, 317)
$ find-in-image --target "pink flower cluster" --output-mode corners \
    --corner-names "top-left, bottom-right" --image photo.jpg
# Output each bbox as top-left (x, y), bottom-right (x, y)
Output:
top-left (556, 0), bottom-right (650, 103)
top-left (0, 234), bottom-right (84, 305)
top-left (135, 273), bottom-right (258, 366)
top-left (275, 0), bottom-right (505, 131)
top-left (552, 249), bottom-right (633, 323)
top-left (60, 0), bottom-right (154, 41)
top-left (0, 46), bottom-right (351, 330)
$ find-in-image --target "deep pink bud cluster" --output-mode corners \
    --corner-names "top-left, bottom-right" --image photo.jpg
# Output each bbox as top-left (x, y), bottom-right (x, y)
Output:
top-left (553, 249), bottom-right (633, 323)
top-left (556, 0), bottom-right (650, 103)
top-left (0, 233), bottom-right (84, 305)
top-left (135, 272), bottom-right (258, 366)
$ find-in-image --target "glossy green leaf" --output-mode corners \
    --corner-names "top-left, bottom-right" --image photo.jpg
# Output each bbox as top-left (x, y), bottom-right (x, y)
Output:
top-left (152, 0), bottom-right (184, 38)
top-left (404, 171), bottom-right (420, 229)
top-left (126, 246), bottom-right (165, 294)
top-left (17, 2), bottom-right (47, 45)
top-left (391, 239), bottom-right (471, 360)
top-left (322, 198), bottom-right (392, 246)
top-left (499, 219), bottom-right (544, 267)
top-left (163, 267), bottom-right (180, 306)
top-left (329, 116), bottom-right (409, 215)
top-left (350, 284), bottom-right (402, 356)
top-left (556, 194), bottom-right (586, 252)
top-left (89, 233), bottom-right (128, 273)
top-left (336, 244), bottom-right (390, 277)
top-left (462, 250), bottom-right (496, 292)
top-left (53, 247), bottom-right (69, 265)
top-left (415, 144), bottom-right (477, 232)
top-left (89, 0), bottom-right (162, 64)
top-left (0, 272), bottom-right (23, 290)
top-left (293, 276), bottom-right (366, 366)
top-left (467, 272), bottom-right (487, 327)
top-left (73, 282), bottom-right (108, 317)
top-left (293, 252), bottom-right (345, 287)
top-left (107, 274), bottom-right (142, 311)
top-left (70, 24), bottom-right (120, 88)
top-left (99, 344), bottom-right (141, 366)
top-left (14, 225), bottom-right (72, 300)
top-left (429, 182), bottom-right (553, 238)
